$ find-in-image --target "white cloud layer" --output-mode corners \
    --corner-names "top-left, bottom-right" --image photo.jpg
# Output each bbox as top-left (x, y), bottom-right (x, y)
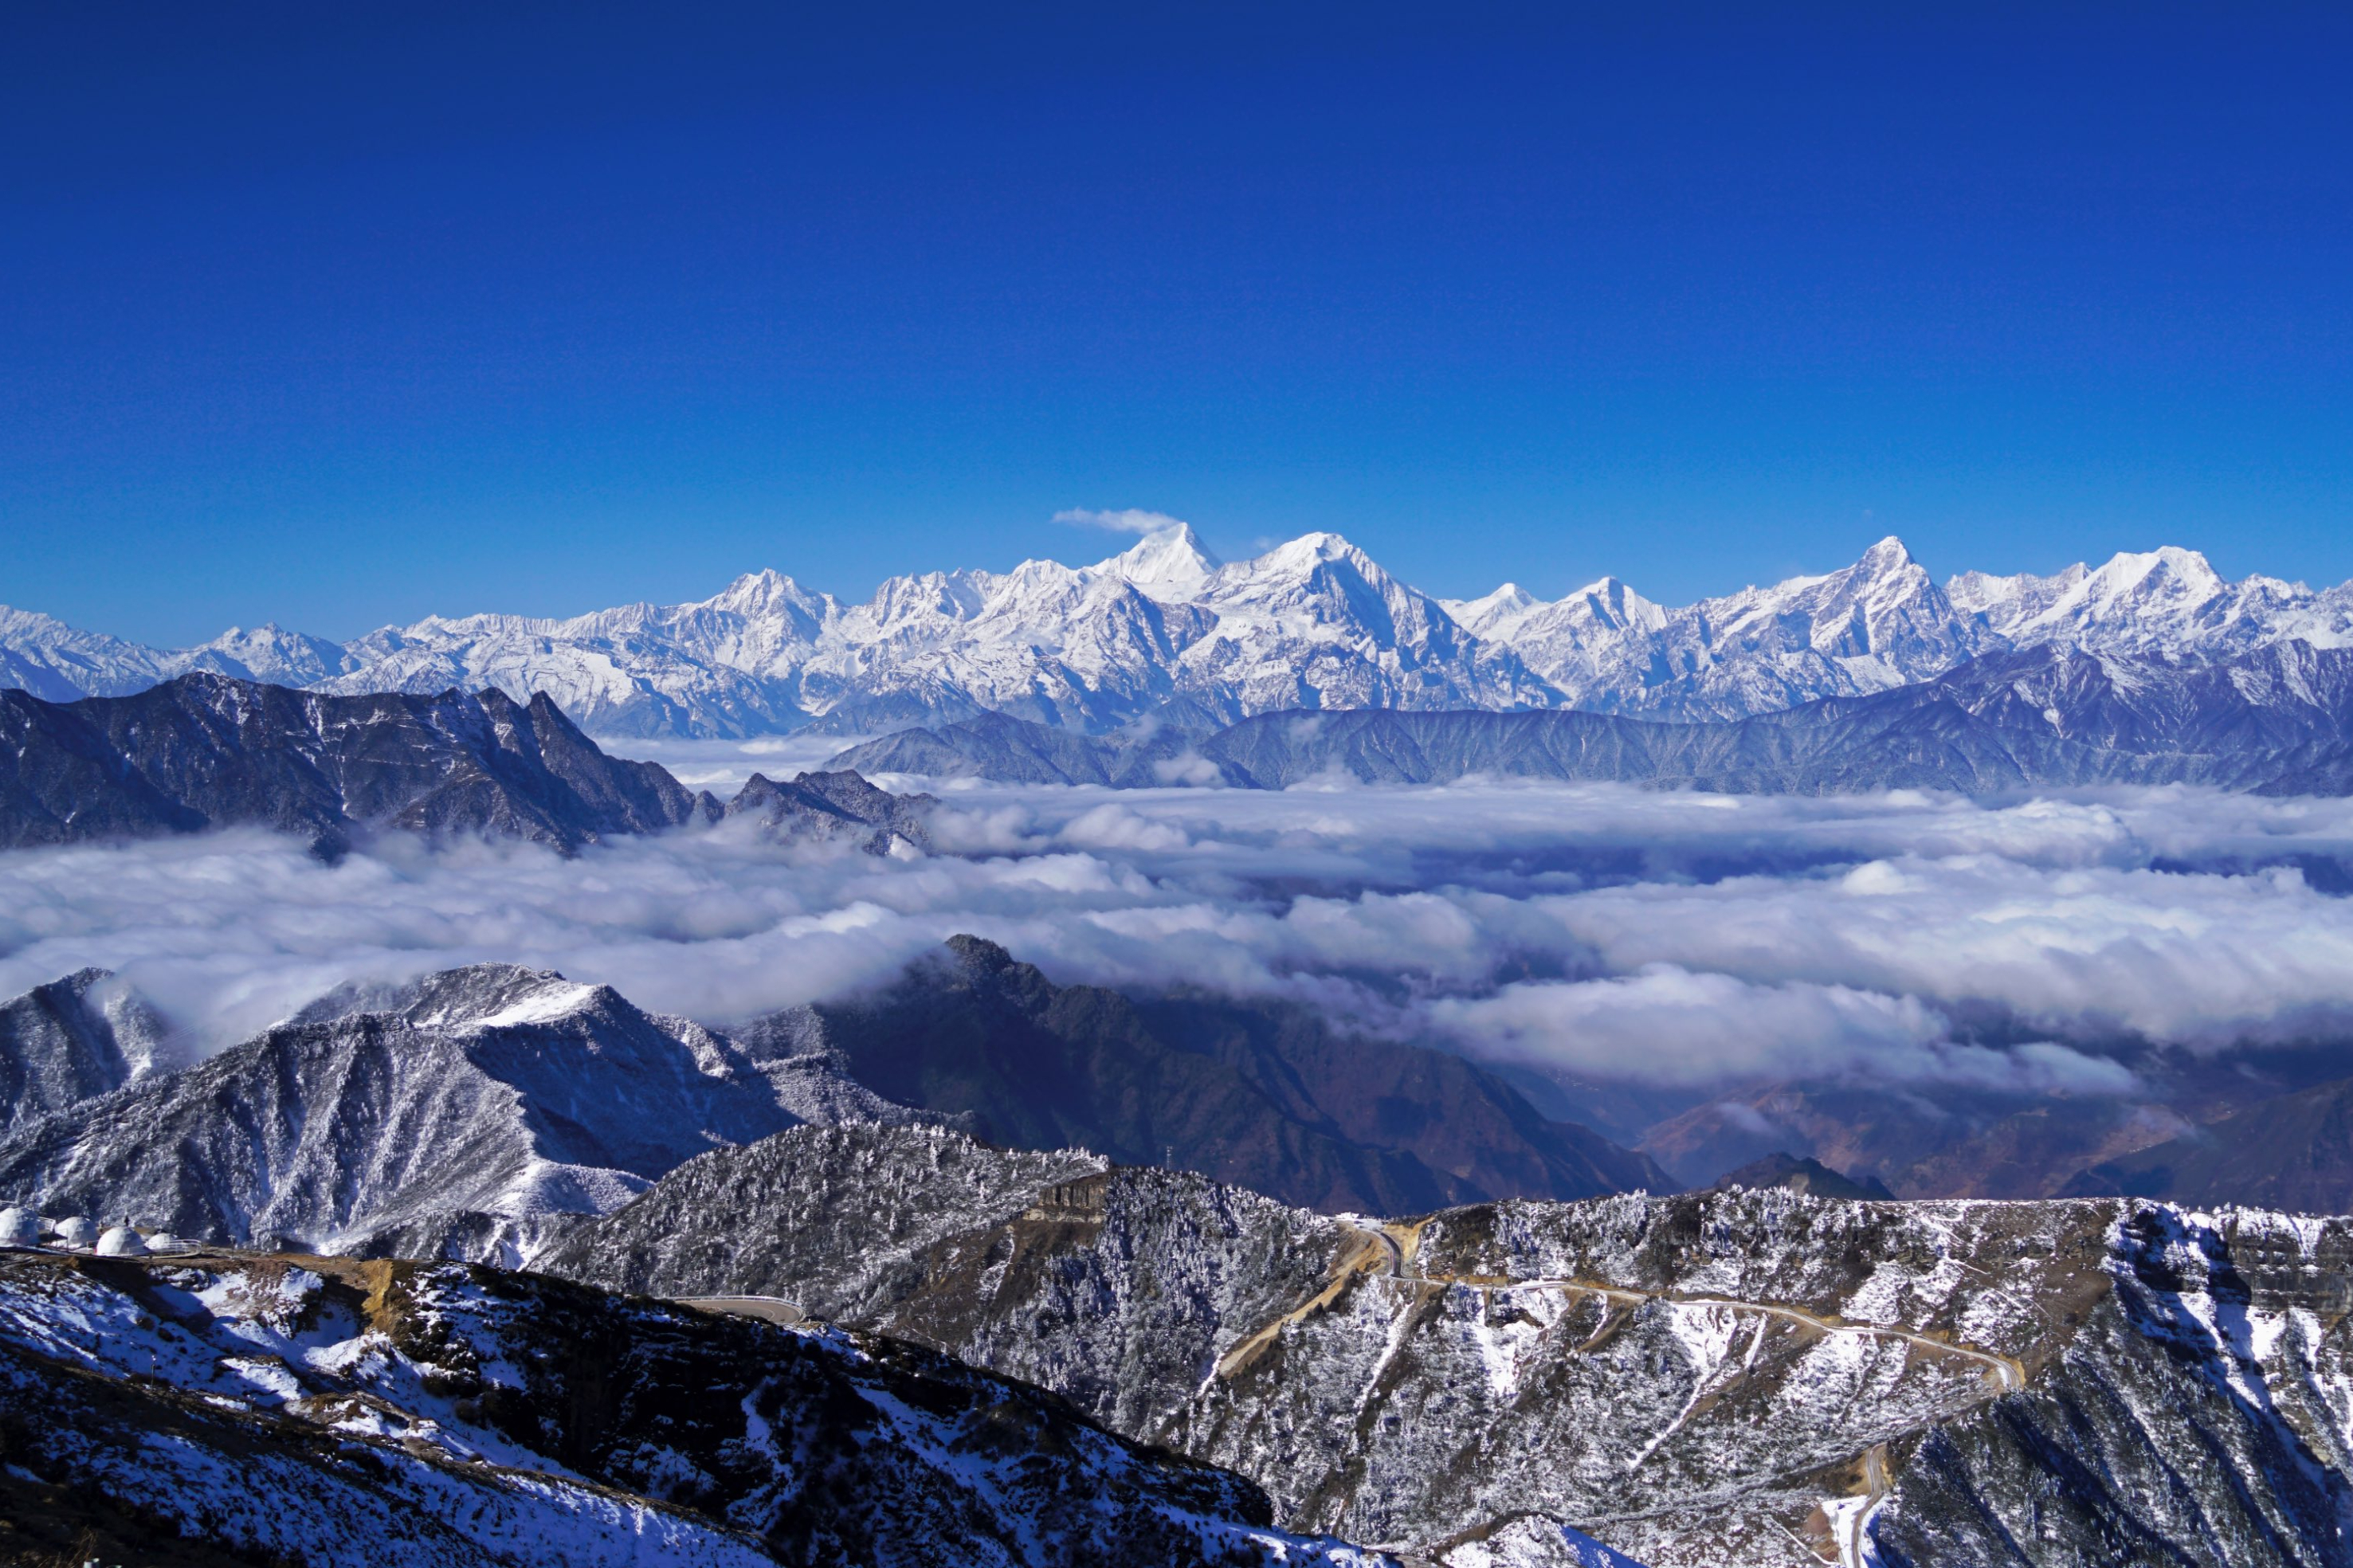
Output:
top-left (1051, 507), bottom-right (1190, 535)
top-left (8, 778), bottom-right (2353, 1096)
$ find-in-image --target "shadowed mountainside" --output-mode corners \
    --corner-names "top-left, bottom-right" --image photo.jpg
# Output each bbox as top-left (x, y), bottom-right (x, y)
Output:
top-left (0, 672), bottom-right (931, 855)
top-left (759, 935), bottom-right (1670, 1214)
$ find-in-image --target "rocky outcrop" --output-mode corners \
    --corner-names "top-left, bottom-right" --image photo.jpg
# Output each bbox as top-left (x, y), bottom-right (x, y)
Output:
top-left (549, 1122), bottom-right (2353, 1566)
top-left (0, 1246), bottom-right (1384, 1567)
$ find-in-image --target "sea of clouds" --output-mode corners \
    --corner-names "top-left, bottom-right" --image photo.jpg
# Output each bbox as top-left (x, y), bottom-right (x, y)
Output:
top-left (7, 774), bottom-right (2353, 1100)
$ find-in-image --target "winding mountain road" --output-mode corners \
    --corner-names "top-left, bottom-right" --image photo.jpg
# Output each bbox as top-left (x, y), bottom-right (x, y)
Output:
top-left (1348, 1217), bottom-right (2025, 1394)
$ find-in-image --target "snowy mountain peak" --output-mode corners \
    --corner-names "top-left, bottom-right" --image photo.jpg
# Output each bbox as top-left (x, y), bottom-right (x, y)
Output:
top-left (1442, 582), bottom-right (1539, 637)
top-left (1210, 532), bottom-right (1402, 602)
top-left (1568, 576), bottom-right (1668, 633)
top-left (1296, 530), bottom-right (1366, 562)
top-left (1096, 522), bottom-right (1221, 599)
top-left (285, 963), bottom-right (607, 1033)
top-left (2084, 545), bottom-right (2226, 604)
top-left (1945, 563), bottom-right (2079, 616)
top-left (705, 567), bottom-right (830, 617)
top-left (1938, 543), bottom-right (2353, 664)
top-left (14, 531), bottom-right (2353, 738)
top-left (1855, 534), bottom-right (1920, 573)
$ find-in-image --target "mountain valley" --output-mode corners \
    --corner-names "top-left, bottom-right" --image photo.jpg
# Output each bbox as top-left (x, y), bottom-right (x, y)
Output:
top-left (9, 933), bottom-right (2353, 1564)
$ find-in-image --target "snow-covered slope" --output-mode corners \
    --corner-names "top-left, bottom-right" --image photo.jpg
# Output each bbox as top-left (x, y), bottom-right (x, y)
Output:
top-left (0, 968), bottom-right (177, 1135)
top-left (0, 606), bottom-right (359, 702)
top-left (0, 605), bottom-right (170, 701)
top-left (1446, 537), bottom-right (1988, 720)
top-left (0, 1246), bottom-right (1384, 1567)
top-left (1948, 543), bottom-right (2353, 659)
top-left (0, 962), bottom-right (921, 1263)
top-left (551, 1122), bottom-right (2353, 1568)
top-left (14, 531), bottom-right (2353, 735)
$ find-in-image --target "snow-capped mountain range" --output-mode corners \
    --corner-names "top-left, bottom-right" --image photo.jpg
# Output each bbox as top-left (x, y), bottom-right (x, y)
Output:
top-left (9, 527), bottom-right (2352, 737)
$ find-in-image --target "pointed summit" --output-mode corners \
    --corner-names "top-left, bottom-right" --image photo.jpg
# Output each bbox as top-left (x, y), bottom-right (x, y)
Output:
top-left (1440, 583), bottom-right (1552, 640)
top-left (1443, 582), bottom-right (1539, 637)
top-left (1855, 535), bottom-right (1919, 574)
top-left (1098, 522), bottom-right (1221, 600)
top-left (1567, 576), bottom-right (1667, 634)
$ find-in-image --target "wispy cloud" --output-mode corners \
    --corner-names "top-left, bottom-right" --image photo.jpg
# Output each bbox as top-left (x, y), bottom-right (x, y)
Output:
top-left (1052, 507), bottom-right (1189, 535)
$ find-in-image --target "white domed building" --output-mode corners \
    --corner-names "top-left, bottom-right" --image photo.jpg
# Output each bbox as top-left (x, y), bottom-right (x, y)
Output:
top-left (96, 1225), bottom-right (150, 1257)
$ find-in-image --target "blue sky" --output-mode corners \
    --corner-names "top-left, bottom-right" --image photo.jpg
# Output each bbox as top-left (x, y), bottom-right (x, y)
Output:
top-left (3, 3), bottom-right (2347, 646)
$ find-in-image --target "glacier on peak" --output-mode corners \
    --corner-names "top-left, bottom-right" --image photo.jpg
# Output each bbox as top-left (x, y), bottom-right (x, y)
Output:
top-left (11, 530), bottom-right (2353, 739)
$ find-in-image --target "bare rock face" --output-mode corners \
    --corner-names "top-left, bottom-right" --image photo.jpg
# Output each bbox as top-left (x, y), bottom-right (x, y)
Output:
top-left (0, 967), bottom-right (175, 1135)
top-left (0, 1247), bottom-right (1384, 1568)
top-left (549, 1122), bottom-right (2353, 1567)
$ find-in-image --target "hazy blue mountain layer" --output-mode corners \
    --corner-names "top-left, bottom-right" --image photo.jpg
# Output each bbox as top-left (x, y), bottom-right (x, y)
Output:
top-left (748, 935), bottom-right (1670, 1213)
top-left (833, 641), bottom-right (2353, 796)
